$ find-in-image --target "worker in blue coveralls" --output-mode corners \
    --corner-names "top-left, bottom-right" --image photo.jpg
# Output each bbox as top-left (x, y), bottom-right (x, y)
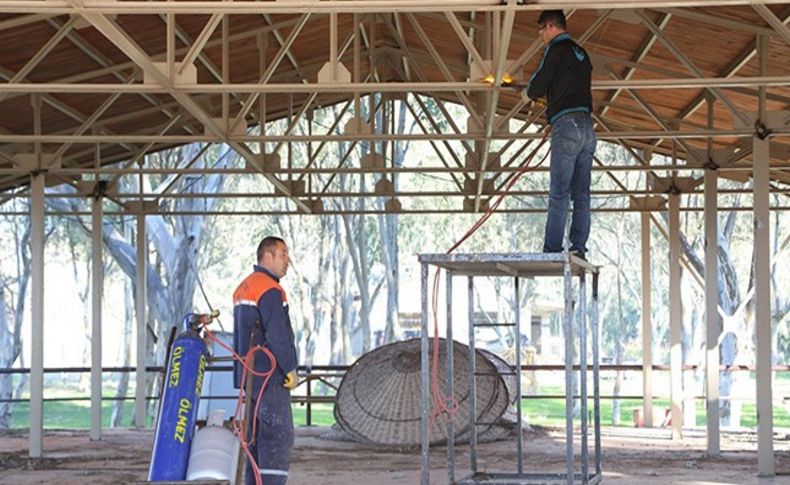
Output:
top-left (233, 236), bottom-right (298, 485)
top-left (526, 10), bottom-right (597, 259)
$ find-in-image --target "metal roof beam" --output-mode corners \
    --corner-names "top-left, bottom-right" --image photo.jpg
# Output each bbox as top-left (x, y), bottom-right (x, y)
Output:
top-left (402, 97), bottom-right (467, 191)
top-left (231, 13), bottom-right (311, 132)
top-left (658, 7), bottom-right (790, 159)
top-left (5, 75), bottom-right (787, 94)
top-left (72, 7), bottom-right (310, 212)
top-left (652, 7), bottom-right (777, 35)
top-left (2, 161), bottom-right (782, 177)
top-left (636, 10), bottom-right (752, 128)
top-left (1, 127), bottom-right (786, 144)
top-left (5, 1), bottom-right (789, 15)
top-left (0, 17), bottom-right (75, 105)
top-left (445, 11), bottom-right (488, 77)
top-left (606, 66), bottom-right (697, 156)
top-left (177, 14), bottom-right (223, 75)
top-left (52, 76), bottom-right (131, 160)
top-left (405, 12), bottom-right (483, 129)
top-left (15, 186), bottom-right (790, 200)
top-left (474, 1), bottom-right (517, 211)
top-left (261, 14), bottom-right (311, 82)
top-left (0, 17), bottom-right (304, 101)
top-left (52, 16), bottom-right (187, 128)
top-left (600, 11), bottom-right (670, 118)
top-left (753, 4), bottom-right (790, 45)
top-left (379, 15), bottom-right (479, 170)
top-left (7, 205), bottom-right (790, 217)
top-left (104, 113), bottom-right (185, 195)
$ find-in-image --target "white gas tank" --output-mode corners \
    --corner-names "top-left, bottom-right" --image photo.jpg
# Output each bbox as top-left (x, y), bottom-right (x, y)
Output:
top-left (186, 410), bottom-right (240, 484)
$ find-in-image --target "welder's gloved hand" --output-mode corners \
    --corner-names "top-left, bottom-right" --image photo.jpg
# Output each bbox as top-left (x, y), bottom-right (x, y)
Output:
top-left (524, 96), bottom-right (545, 114)
top-left (283, 370), bottom-right (298, 390)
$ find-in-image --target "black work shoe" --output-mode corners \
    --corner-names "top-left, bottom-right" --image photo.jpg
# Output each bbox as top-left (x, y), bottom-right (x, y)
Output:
top-left (570, 250), bottom-right (588, 262)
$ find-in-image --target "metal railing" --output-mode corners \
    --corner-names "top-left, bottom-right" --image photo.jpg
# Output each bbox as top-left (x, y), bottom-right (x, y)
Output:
top-left (1, 363), bottom-right (787, 426)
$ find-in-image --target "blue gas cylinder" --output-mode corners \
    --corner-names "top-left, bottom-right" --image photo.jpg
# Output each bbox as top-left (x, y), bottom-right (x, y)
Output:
top-left (148, 324), bottom-right (208, 481)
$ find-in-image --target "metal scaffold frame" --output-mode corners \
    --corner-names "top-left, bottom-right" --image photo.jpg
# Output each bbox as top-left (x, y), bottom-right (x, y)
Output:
top-left (419, 252), bottom-right (601, 485)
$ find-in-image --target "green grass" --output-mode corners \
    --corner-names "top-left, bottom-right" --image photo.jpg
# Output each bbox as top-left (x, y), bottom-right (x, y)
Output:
top-left (521, 388), bottom-right (790, 428)
top-left (10, 400), bottom-right (155, 428)
top-left (292, 402), bottom-right (335, 426)
top-left (7, 398), bottom-right (789, 430)
top-left (7, 400), bottom-right (336, 429)
top-left (5, 383), bottom-right (789, 430)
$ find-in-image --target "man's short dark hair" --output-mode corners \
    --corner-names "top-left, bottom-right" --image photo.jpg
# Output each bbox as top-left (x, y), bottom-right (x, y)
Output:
top-left (257, 236), bottom-right (285, 262)
top-left (538, 10), bottom-right (566, 30)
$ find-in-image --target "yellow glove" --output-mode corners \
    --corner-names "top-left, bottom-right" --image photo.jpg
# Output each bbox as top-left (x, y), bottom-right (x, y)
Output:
top-left (283, 370), bottom-right (298, 390)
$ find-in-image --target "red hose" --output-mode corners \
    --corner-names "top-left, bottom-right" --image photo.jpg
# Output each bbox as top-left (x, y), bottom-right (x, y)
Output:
top-left (201, 324), bottom-right (276, 485)
top-left (428, 131), bottom-right (551, 431)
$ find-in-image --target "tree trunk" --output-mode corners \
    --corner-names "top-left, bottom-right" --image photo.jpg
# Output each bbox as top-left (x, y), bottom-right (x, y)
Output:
top-left (0, 295), bottom-right (13, 428)
top-left (330, 216), bottom-right (344, 365)
top-left (673, 210), bottom-right (742, 427)
top-left (377, 210), bottom-right (399, 344)
top-left (111, 269), bottom-right (133, 427)
top-left (66, 236), bottom-right (92, 394)
top-left (0, 215), bottom-right (31, 429)
top-left (680, 268), bottom-right (698, 427)
top-left (612, 238), bottom-right (625, 425)
top-left (342, 210), bottom-right (372, 354)
top-left (111, 220), bottom-right (134, 427)
top-left (377, 100), bottom-right (408, 344)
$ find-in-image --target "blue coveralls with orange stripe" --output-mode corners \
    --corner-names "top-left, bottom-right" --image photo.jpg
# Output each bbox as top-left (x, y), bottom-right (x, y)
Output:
top-left (233, 265), bottom-right (298, 485)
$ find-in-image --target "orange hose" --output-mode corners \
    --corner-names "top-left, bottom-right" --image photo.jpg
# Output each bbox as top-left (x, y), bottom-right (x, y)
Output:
top-left (201, 323), bottom-right (277, 485)
top-left (428, 130), bottom-right (551, 432)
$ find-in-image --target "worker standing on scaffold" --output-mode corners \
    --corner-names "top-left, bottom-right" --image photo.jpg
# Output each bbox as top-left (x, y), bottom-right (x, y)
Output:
top-left (527, 10), bottom-right (597, 260)
top-left (233, 236), bottom-right (299, 485)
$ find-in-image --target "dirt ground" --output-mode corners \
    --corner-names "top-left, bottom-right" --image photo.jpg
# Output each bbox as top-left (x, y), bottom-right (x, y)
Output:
top-left (1, 426), bottom-right (789, 485)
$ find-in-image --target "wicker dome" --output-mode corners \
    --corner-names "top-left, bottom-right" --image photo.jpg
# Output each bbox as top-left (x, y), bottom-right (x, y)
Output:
top-left (479, 348), bottom-right (518, 405)
top-left (334, 338), bottom-right (510, 446)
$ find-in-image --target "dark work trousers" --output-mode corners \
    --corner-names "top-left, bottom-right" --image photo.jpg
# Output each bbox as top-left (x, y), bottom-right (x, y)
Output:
top-left (245, 384), bottom-right (294, 485)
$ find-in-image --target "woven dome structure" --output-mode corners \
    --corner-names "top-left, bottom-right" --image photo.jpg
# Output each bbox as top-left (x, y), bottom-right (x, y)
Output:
top-left (334, 338), bottom-right (510, 446)
top-left (479, 348), bottom-right (518, 406)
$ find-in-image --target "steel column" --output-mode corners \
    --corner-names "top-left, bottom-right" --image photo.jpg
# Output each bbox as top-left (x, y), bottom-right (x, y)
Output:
top-left (90, 194), bottom-right (103, 440)
top-left (704, 96), bottom-right (720, 456)
top-left (420, 263), bottom-right (430, 485)
top-left (579, 271), bottom-right (588, 482)
top-left (446, 270), bottom-right (455, 483)
top-left (467, 276), bottom-right (478, 473)
top-left (563, 255), bottom-right (574, 484)
top-left (669, 192), bottom-right (683, 440)
top-left (134, 212), bottom-right (147, 428)
top-left (754, 32), bottom-right (774, 479)
top-left (592, 272), bottom-right (601, 478)
top-left (28, 172), bottom-right (45, 458)
top-left (641, 211), bottom-right (653, 428)
top-left (514, 276), bottom-right (524, 474)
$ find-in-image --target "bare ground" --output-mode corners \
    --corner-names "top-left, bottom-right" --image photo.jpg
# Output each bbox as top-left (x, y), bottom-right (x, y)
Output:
top-left (1, 426), bottom-right (789, 484)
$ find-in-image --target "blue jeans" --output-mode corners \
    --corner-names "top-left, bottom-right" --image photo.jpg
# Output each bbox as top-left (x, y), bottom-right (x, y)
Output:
top-left (543, 112), bottom-right (597, 254)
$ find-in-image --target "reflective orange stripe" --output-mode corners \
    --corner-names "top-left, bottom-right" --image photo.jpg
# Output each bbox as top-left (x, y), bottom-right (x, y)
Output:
top-left (232, 272), bottom-right (287, 306)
